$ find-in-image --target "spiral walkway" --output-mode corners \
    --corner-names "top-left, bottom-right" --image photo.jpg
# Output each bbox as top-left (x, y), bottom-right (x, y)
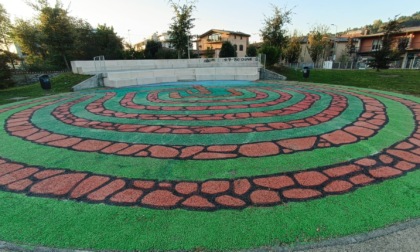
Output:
top-left (0, 80), bottom-right (419, 250)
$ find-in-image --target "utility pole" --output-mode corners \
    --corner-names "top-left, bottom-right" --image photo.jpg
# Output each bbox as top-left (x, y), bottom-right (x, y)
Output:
top-left (331, 24), bottom-right (337, 62)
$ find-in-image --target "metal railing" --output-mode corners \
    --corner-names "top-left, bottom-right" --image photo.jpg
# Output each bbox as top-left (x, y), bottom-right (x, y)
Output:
top-left (93, 55), bottom-right (106, 87)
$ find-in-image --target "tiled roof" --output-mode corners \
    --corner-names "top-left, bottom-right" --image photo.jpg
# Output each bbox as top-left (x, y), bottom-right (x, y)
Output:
top-left (199, 29), bottom-right (251, 38)
top-left (355, 26), bottom-right (420, 38)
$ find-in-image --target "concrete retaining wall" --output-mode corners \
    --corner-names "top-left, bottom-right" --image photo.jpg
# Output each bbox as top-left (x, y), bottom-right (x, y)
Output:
top-left (260, 68), bottom-right (287, 81)
top-left (104, 67), bottom-right (259, 88)
top-left (71, 58), bottom-right (261, 88)
top-left (71, 58), bottom-right (259, 74)
top-left (72, 75), bottom-right (99, 91)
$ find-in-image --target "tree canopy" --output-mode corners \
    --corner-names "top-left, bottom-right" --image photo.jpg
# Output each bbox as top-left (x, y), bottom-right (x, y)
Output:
top-left (368, 19), bottom-right (403, 71)
top-left (346, 12), bottom-right (420, 34)
top-left (10, 0), bottom-right (124, 71)
top-left (167, 0), bottom-right (196, 59)
top-left (259, 44), bottom-right (280, 66)
top-left (307, 25), bottom-right (330, 65)
top-left (0, 3), bottom-right (18, 70)
top-left (283, 31), bottom-right (301, 63)
top-left (0, 4), bottom-right (13, 88)
top-left (38, 3), bottom-right (75, 69)
top-left (398, 11), bottom-right (420, 27)
top-left (144, 40), bottom-right (162, 59)
top-left (260, 5), bottom-right (293, 49)
top-left (246, 45), bottom-right (258, 57)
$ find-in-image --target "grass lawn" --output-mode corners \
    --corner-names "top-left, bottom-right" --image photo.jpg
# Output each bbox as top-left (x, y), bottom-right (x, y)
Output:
top-left (1, 69), bottom-right (419, 105)
top-left (0, 73), bottom-right (92, 105)
top-left (270, 66), bottom-right (420, 95)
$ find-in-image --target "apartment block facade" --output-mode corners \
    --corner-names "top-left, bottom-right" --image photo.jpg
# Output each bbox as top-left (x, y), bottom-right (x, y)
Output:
top-left (196, 29), bottom-right (250, 58)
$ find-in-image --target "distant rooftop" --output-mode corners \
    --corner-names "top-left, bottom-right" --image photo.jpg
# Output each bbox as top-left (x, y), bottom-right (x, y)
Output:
top-left (199, 29), bottom-right (251, 38)
top-left (355, 26), bottom-right (420, 38)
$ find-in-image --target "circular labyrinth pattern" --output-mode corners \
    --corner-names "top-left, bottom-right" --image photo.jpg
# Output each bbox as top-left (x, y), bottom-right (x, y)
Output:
top-left (0, 80), bottom-right (419, 211)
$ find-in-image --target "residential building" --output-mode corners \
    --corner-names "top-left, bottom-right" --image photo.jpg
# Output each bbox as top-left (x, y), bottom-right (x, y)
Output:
top-left (134, 32), bottom-right (172, 51)
top-left (355, 26), bottom-right (420, 69)
top-left (0, 43), bottom-right (24, 68)
top-left (0, 42), bottom-right (24, 58)
top-left (297, 36), bottom-right (340, 66)
top-left (196, 29), bottom-right (250, 58)
top-left (133, 41), bottom-right (147, 51)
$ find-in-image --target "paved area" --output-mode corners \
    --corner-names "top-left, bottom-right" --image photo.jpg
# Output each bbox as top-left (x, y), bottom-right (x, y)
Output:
top-left (302, 224), bottom-right (420, 252)
top-left (270, 218), bottom-right (420, 252)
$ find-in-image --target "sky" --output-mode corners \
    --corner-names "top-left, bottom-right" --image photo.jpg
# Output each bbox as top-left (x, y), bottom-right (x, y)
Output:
top-left (1, 0), bottom-right (419, 44)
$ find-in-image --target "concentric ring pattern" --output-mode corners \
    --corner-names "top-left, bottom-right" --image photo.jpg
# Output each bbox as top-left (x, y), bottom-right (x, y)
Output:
top-left (1, 80), bottom-right (419, 211)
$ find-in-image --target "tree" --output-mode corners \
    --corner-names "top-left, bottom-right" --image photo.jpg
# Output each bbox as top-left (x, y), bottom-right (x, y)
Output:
top-left (12, 19), bottom-right (47, 59)
top-left (398, 11), bottom-right (420, 27)
top-left (307, 25), bottom-right (330, 66)
top-left (259, 44), bottom-right (280, 66)
top-left (371, 19), bottom-right (383, 33)
top-left (144, 40), bottom-right (162, 59)
top-left (368, 19), bottom-right (402, 71)
top-left (246, 45), bottom-right (258, 57)
top-left (0, 53), bottom-right (14, 88)
top-left (70, 18), bottom-right (98, 60)
top-left (167, 0), bottom-right (196, 59)
top-left (38, 2), bottom-right (75, 70)
top-left (219, 41), bottom-right (236, 58)
top-left (283, 32), bottom-right (301, 63)
top-left (260, 5), bottom-right (293, 49)
top-left (82, 24), bottom-right (124, 60)
top-left (397, 37), bottom-right (409, 52)
top-left (13, 1), bottom-right (124, 70)
top-left (345, 37), bottom-right (356, 55)
top-left (123, 43), bottom-right (145, 59)
top-left (0, 4), bottom-right (18, 69)
top-left (12, 0), bottom-right (75, 69)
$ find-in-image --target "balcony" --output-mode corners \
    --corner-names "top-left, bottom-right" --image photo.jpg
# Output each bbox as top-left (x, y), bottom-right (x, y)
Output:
top-left (206, 38), bottom-right (224, 43)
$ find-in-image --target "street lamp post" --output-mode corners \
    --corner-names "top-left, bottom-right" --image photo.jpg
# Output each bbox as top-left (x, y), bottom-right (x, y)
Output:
top-left (331, 24), bottom-right (337, 62)
top-left (127, 29), bottom-right (132, 46)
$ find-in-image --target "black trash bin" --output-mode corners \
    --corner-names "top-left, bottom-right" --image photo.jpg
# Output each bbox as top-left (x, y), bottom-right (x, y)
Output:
top-left (303, 67), bottom-right (310, 79)
top-left (39, 75), bottom-right (51, 90)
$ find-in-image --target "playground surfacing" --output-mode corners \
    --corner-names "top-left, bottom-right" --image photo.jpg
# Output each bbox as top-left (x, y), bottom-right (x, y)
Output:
top-left (0, 80), bottom-right (419, 251)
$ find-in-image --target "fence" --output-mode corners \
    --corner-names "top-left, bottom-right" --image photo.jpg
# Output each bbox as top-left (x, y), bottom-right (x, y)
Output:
top-left (286, 59), bottom-right (420, 70)
top-left (11, 70), bottom-right (70, 75)
top-left (11, 70), bottom-right (70, 86)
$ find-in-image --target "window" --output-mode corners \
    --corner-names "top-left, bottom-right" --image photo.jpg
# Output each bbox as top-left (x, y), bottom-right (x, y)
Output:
top-left (208, 33), bottom-right (221, 42)
top-left (234, 35), bottom-right (237, 39)
top-left (372, 39), bottom-right (382, 51)
top-left (239, 45), bottom-right (244, 51)
top-left (240, 36), bottom-right (243, 40)
top-left (234, 44), bottom-right (238, 51)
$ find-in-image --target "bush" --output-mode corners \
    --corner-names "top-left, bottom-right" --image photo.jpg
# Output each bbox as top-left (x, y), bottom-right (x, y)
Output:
top-left (156, 48), bottom-right (178, 59)
top-left (144, 40), bottom-right (162, 59)
top-left (0, 79), bottom-right (15, 89)
top-left (22, 55), bottom-right (62, 72)
top-left (246, 45), bottom-right (258, 57)
top-left (219, 41), bottom-right (237, 58)
top-left (259, 44), bottom-right (281, 66)
top-left (0, 54), bottom-right (15, 89)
